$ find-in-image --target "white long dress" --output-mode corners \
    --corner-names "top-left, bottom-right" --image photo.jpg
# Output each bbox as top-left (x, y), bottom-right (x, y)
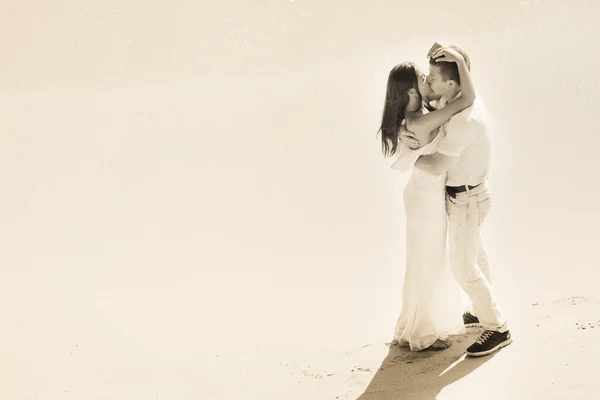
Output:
top-left (390, 122), bottom-right (465, 351)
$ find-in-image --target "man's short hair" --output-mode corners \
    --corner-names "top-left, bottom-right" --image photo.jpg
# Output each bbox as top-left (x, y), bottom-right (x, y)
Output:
top-left (429, 45), bottom-right (471, 85)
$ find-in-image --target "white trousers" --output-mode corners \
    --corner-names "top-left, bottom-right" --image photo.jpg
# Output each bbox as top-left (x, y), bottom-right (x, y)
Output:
top-left (446, 182), bottom-right (507, 332)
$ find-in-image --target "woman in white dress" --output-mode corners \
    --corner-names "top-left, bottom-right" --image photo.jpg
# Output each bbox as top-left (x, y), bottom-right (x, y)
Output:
top-left (377, 47), bottom-right (476, 351)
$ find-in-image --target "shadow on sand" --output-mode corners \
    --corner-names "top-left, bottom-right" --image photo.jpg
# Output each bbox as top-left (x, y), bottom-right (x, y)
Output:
top-left (356, 334), bottom-right (495, 400)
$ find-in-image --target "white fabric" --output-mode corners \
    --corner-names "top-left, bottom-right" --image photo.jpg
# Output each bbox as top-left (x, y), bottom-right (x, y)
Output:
top-left (436, 94), bottom-right (493, 187)
top-left (390, 121), bottom-right (443, 172)
top-left (438, 94), bottom-right (506, 331)
top-left (446, 183), bottom-right (508, 332)
top-left (391, 127), bottom-right (466, 351)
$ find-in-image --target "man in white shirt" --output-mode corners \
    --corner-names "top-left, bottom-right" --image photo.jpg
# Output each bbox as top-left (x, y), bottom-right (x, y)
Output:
top-left (410, 45), bottom-right (512, 357)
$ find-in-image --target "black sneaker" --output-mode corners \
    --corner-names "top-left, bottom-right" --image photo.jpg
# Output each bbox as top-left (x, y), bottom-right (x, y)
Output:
top-left (463, 311), bottom-right (482, 329)
top-left (466, 330), bottom-right (513, 357)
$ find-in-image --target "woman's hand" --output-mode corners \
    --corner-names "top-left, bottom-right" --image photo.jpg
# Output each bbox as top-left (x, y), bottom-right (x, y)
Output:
top-left (431, 47), bottom-right (465, 65)
top-left (427, 42), bottom-right (443, 58)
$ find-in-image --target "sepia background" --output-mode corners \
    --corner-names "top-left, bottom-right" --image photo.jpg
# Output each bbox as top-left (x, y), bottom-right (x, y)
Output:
top-left (1, 0), bottom-right (599, 399)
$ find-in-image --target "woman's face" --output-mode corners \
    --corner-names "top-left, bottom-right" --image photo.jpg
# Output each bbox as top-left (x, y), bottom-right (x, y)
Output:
top-left (415, 67), bottom-right (432, 100)
top-left (405, 66), bottom-right (430, 112)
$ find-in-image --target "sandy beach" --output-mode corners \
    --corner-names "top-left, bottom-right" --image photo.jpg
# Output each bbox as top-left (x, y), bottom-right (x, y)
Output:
top-left (1, 0), bottom-right (599, 398)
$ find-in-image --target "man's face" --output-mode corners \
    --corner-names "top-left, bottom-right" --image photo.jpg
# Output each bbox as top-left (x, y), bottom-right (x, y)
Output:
top-left (427, 64), bottom-right (451, 97)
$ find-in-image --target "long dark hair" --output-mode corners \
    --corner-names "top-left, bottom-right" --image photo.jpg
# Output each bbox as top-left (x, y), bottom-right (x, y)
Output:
top-left (377, 62), bottom-right (420, 157)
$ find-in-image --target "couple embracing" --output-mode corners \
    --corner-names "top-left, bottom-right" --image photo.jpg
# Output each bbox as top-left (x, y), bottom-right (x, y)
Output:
top-left (378, 43), bottom-right (512, 357)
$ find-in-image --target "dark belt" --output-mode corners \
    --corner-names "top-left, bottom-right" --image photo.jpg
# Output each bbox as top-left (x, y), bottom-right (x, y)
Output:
top-left (446, 183), bottom-right (480, 198)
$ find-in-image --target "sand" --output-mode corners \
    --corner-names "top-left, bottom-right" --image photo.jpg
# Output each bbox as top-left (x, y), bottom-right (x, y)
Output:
top-left (1, 0), bottom-right (599, 399)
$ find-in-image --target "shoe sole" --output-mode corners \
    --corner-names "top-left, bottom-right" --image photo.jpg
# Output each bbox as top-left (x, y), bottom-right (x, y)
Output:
top-left (466, 338), bottom-right (513, 357)
top-left (464, 323), bottom-right (483, 332)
